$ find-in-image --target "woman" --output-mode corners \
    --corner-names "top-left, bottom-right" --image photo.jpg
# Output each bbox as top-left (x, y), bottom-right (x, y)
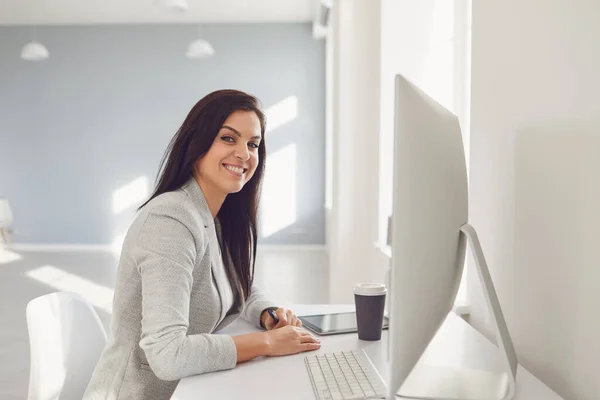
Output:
top-left (84, 90), bottom-right (321, 400)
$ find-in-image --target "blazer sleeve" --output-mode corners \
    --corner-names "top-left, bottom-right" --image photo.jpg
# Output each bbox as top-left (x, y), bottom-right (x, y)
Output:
top-left (241, 282), bottom-right (278, 329)
top-left (135, 207), bottom-right (237, 381)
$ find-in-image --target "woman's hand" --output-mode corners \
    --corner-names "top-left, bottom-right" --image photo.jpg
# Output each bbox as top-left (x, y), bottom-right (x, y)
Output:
top-left (265, 325), bottom-right (321, 356)
top-left (261, 307), bottom-right (303, 330)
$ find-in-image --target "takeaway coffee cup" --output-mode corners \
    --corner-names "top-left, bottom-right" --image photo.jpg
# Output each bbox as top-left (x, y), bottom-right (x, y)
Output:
top-left (354, 282), bottom-right (387, 341)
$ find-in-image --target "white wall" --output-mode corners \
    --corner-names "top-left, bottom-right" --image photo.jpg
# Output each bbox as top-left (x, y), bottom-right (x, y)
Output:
top-left (469, 1), bottom-right (600, 399)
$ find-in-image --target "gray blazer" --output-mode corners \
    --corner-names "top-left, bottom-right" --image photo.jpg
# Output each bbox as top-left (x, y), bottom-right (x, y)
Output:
top-left (83, 178), bottom-right (276, 400)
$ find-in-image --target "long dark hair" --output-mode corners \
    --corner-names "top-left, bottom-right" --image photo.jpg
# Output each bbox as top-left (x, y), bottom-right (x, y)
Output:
top-left (139, 89), bottom-right (266, 299)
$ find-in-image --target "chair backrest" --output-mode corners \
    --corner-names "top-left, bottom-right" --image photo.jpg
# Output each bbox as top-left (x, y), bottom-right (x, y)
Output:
top-left (26, 291), bottom-right (107, 400)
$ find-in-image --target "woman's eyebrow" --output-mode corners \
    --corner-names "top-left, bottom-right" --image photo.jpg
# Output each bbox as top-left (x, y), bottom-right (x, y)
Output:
top-left (221, 125), bottom-right (261, 140)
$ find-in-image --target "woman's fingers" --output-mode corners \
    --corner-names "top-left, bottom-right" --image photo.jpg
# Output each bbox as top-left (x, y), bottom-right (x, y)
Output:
top-left (298, 330), bottom-right (321, 352)
top-left (300, 332), bottom-right (320, 343)
top-left (277, 308), bottom-right (288, 324)
top-left (289, 314), bottom-right (299, 327)
top-left (301, 342), bottom-right (322, 351)
top-left (286, 310), bottom-right (303, 327)
top-left (270, 309), bottom-right (303, 329)
top-left (274, 320), bottom-right (285, 329)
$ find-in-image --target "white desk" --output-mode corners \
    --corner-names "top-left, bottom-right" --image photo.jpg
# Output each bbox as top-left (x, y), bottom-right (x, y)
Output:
top-left (172, 304), bottom-right (563, 400)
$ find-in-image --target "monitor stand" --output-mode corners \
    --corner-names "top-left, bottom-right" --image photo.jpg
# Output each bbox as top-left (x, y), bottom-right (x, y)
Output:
top-left (396, 223), bottom-right (517, 400)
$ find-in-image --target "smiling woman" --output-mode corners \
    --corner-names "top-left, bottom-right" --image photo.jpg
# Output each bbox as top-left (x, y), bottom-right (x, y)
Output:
top-left (83, 89), bottom-right (320, 400)
top-left (195, 112), bottom-right (263, 214)
top-left (138, 90), bottom-right (268, 300)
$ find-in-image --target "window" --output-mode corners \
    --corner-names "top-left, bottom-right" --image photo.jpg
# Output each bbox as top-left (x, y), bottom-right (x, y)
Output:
top-left (379, 0), bottom-right (472, 305)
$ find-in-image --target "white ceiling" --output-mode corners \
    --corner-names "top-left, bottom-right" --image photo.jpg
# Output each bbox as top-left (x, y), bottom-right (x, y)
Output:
top-left (0, 0), bottom-right (318, 25)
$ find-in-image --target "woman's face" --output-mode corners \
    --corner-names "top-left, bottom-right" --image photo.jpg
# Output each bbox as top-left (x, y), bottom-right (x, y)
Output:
top-left (195, 110), bottom-right (262, 196)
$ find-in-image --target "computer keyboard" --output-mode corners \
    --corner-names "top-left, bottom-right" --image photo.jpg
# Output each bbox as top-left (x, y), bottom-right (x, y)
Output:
top-left (305, 349), bottom-right (386, 400)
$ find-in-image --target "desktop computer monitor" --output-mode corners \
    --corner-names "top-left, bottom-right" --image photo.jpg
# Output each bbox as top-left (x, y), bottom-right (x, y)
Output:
top-left (386, 74), bottom-right (517, 400)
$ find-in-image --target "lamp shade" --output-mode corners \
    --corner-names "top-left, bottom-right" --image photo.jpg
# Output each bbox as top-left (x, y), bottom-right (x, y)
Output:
top-left (0, 199), bottom-right (13, 227)
top-left (185, 39), bottom-right (215, 59)
top-left (21, 41), bottom-right (49, 61)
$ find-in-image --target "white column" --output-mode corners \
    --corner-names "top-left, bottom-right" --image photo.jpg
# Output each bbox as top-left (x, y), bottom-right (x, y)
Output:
top-left (327, 0), bottom-right (383, 303)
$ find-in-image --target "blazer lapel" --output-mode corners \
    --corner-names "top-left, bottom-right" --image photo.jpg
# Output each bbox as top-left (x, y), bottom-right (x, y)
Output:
top-left (182, 177), bottom-right (246, 327)
top-left (182, 178), bottom-right (228, 322)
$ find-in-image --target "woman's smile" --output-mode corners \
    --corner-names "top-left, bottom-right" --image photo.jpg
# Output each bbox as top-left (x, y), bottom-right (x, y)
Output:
top-left (222, 163), bottom-right (247, 177)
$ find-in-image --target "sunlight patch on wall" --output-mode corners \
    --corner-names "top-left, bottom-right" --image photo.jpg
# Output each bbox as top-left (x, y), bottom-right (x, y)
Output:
top-left (112, 176), bottom-right (149, 214)
top-left (260, 143), bottom-right (297, 238)
top-left (26, 265), bottom-right (114, 313)
top-left (264, 96), bottom-right (298, 134)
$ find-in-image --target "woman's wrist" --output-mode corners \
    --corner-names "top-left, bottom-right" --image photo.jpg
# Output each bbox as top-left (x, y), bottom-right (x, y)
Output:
top-left (262, 330), bottom-right (273, 356)
top-left (232, 331), bottom-right (271, 363)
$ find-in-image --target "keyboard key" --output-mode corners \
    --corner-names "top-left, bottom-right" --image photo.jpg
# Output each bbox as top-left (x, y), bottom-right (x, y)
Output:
top-left (345, 395), bottom-right (366, 400)
top-left (320, 389), bottom-right (332, 400)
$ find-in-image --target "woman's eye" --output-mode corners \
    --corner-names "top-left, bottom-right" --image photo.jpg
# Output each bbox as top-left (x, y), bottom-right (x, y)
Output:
top-left (249, 142), bottom-right (260, 149)
top-left (221, 136), bottom-right (235, 143)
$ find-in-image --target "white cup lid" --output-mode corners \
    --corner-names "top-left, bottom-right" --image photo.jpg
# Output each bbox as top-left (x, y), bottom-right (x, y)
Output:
top-left (354, 282), bottom-right (387, 296)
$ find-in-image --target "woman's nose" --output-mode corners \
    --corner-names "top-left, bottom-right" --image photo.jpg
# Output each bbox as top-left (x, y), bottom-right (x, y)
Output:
top-left (235, 144), bottom-right (250, 160)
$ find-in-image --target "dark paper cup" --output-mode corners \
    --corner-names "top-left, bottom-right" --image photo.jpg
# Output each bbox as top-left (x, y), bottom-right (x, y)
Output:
top-left (354, 283), bottom-right (387, 341)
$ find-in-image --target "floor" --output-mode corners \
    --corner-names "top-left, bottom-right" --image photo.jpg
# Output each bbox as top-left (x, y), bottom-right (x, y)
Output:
top-left (0, 247), bottom-right (329, 400)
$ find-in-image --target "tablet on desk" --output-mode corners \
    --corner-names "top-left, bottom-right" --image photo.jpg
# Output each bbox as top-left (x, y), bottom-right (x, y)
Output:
top-left (299, 312), bottom-right (389, 336)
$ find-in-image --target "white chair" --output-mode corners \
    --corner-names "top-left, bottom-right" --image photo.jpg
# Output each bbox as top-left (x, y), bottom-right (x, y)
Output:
top-left (26, 291), bottom-right (107, 400)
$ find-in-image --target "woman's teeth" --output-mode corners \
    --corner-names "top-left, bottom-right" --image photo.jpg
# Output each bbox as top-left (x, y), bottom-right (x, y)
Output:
top-left (224, 164), bottom-right (244, 174)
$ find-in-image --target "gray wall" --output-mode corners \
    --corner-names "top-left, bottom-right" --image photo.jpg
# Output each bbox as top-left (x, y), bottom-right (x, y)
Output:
top-left (0, 23), bottom-right (325, 245)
